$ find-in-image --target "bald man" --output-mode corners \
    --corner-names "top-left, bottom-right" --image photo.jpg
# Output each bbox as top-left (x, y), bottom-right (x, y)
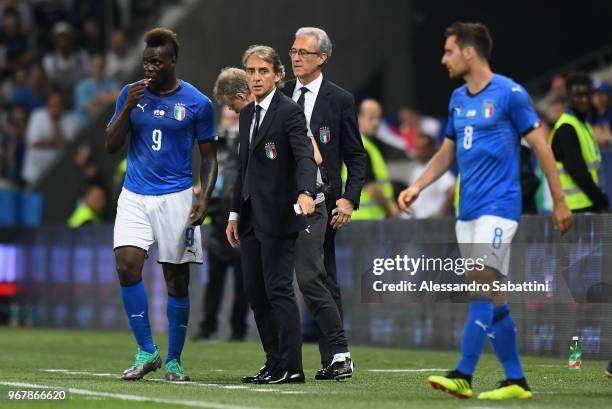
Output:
top-left (348, 99), bottom-right (399, 219)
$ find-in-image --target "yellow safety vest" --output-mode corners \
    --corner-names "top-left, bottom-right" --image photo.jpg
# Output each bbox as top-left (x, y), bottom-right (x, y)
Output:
top-left (342, 135), bottom-right (394, 220)
top-left (113, 159), bottom-right (127, 187)
top-left (67, 204), bottom-right (101, 228)
top-left (548, 112), bottom-right (602, 210)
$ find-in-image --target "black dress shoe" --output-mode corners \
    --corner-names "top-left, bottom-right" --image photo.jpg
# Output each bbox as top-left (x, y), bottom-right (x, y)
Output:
top-left (264, 369), bottom-right (305, 384)
top-left (314, 367), bottom-right (334, 380)
top-left (241, 363), bottom-right (273, 383)
top-left (316, 358), bottom-right (353, 381)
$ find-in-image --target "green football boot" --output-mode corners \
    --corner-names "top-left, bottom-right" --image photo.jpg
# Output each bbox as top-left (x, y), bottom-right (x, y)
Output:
top-left (164, 359), bottom-right (191, 382)
top-left (121, 348), bottom-right (161, 380)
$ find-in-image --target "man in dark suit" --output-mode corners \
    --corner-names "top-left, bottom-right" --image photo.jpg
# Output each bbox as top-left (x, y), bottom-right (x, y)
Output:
top-left (226, 45), bottom-right (317, 384)
top-left (282, 27), bottom-right (367, 378)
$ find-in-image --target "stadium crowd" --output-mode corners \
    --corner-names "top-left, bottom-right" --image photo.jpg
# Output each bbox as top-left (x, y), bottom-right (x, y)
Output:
top-left (0, 1), bottom-right (609, 227)
top-left (0, 0), bottom-right (146, 190)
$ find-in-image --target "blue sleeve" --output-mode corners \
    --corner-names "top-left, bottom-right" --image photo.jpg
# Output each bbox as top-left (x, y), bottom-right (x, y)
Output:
top-left (444, 100), bottom-right (456, 140)
top-left (195, 97), bottom-right (217, 142)
top-left (507, 84), bottom-right (541, 135)
top-left (109, 84), bottom-right (129, 124)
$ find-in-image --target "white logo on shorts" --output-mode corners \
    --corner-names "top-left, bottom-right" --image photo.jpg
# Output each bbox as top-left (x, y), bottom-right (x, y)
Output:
top-left (130, 311), bottom-right (145, 319)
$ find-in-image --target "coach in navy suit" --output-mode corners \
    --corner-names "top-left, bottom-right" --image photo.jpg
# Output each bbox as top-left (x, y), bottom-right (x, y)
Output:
top-left (227, 45), bottom-right (317, 384)
top-left (282, 27), bottom-right (367, 373)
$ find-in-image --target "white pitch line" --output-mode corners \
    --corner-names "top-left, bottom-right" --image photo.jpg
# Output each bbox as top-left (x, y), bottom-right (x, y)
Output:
top-left (41, 369), bottom-right (116, 378)
top-left (367, 368), bottom-right (448, 373)
top-left (40, 369), bottom-right (306, 395)
top-left (0, 381), bottom-right (263, 409)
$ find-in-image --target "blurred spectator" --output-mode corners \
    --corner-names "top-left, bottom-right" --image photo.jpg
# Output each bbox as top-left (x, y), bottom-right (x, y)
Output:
top-left (74, 53), bottom-right (119, 126)
top-left (0, 7), bottom-right (33, 78)
top-left (590, 80), bottom-right (612, 147)
top-left (347, 99), bottom-right (399, 219)
top-left (67, 185), bottom-right (107, 228)
top-left (537, 74), bottom-right (567, 124)
top-left (1, 65), bottom-right (25, 105)
top-left (80, 17), bottom-right (104, 54)
top-left (73, 143), bottom-right (108, 205)
top-left (42, 21), bottom-right (89, 104)
top-left (11, 64), bottom-right (47, 112)
top-left (0, 103), bottom-right (27, 186)
top-left (543, 96), bottom-right (566, 126)
top-left (549, 72), bottom-right (608, 213)
top-left (0, 0), bottom-right (33, 33)
top-left (21, 90), bottom-right (77, 185)
top-left (408, 133), bottom-right (455, 218)
top-left (105, 29), bottom-right (136, 81)
top-left (397, 105), bottom-right (422, 153)
top-left (31, 1), bottom-right (71, 53)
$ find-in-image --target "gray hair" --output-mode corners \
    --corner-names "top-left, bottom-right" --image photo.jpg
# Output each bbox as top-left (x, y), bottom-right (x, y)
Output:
top-left (213, 67), bottom-right (249, 104)
top-left (295, 27), bottom-right (332, 57)
top-left (241, 45), bottom-right (285, 87)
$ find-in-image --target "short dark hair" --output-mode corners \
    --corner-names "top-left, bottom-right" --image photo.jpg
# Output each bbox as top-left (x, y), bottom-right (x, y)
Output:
top-left (565, 72), bottom-right (592, 92)
top-left (144, 27), bottom-right (179, 58)
top-left (445, 22), bottom-right (493, 62)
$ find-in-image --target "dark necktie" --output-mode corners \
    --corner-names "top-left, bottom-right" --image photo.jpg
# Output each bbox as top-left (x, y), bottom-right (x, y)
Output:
top-left (250, 105), bottom-right (262, 146)
top-left (297, 86), bottom-right (308, 111)
top-left (242, 105), bottom-right (262, 200)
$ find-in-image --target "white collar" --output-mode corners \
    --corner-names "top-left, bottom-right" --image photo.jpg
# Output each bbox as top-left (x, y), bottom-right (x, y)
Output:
top-left (296, 73), bottom-right (323, 95)
top-left (255, 87), bottom-right (276, 112)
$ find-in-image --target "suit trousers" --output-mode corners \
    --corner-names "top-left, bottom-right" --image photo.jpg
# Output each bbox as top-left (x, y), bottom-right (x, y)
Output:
top-left (312, 191), bottom-right (346, 366)
top-left (295, 201), bottom-right (348, 364)
top-left (240, 204), bottom-right (302, 371)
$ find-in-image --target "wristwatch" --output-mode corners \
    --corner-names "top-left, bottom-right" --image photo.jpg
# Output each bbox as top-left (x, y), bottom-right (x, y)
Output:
top-left (299, 190), bottom-right (316, 199)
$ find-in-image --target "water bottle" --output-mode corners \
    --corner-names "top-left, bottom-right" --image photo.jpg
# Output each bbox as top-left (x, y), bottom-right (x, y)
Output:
top-left (24, 305), bottom-right (35, 328)
top-left (568, 336), bottom-right (582, 372)
top-left (8, 302), bottom-right (20, 328)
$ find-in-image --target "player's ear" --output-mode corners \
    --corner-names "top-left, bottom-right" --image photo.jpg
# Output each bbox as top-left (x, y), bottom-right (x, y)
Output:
top-left (318, 53), bottom-right (328, 67)
top-left (463, 45), bottom-right (475, 61)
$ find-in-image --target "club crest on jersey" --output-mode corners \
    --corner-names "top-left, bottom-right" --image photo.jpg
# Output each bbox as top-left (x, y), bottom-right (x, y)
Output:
top-left (319, 126), bottom-right (331, 144)
top-left (482, 101), bottom-right (494, 119)
top-left (265, 142), bottom-right (277, 159)
top-left (174, 103), bottom-right (186, 121)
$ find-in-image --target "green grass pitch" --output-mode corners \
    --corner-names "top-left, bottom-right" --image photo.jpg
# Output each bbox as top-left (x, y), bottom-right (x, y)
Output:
top-left (0, 328), bottom-right (610, 408)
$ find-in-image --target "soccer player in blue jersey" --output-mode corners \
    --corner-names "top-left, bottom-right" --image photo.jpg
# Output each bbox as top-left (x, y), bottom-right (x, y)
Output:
top-left (105, 28), bottom-right (218, 381)
top-left (398, 22), bottom-right (572, 400)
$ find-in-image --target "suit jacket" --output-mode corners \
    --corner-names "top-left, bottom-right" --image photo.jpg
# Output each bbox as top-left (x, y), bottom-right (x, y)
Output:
top-left (283, 78), bottom-right (367, 208)
top-left (231, 89), bottom-right (317, 236)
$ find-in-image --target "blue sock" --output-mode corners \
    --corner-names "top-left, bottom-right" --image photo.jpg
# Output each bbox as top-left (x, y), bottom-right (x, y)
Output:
top-left (455, 297), bottom-right (493, 375)
top-left (490, 304), bottom-right (524, 379)
top-left (166, 294), bottom-right (190, 364)
top-left (120, 281), bottom-right (155, 354)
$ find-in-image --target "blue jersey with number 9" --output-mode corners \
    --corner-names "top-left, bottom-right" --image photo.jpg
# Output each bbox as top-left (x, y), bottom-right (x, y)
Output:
top-left (109, 80), bottom-right (216, 195)
top-left (445, 74), bottom-right (540, 221)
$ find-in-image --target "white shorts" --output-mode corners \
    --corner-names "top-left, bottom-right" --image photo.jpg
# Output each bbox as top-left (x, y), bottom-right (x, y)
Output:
top-left (113, 187), bottom-right (203, 264)
top-left (455, 215), bottom-right (518, 276)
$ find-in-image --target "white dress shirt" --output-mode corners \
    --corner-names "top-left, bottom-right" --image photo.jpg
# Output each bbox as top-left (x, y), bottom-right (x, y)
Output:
top-left (229, 88), bottom-right (277, 221)
top-left (292, 74), bottom-right (325, 205)
top-left (292, 73), bottom-right (323, 128)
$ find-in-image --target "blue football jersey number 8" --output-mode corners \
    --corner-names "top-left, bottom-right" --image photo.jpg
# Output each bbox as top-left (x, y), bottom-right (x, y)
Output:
top-left (152, 129), bottom-right (162, 151)
top-left (463, 125), bottom-right (473, 150)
